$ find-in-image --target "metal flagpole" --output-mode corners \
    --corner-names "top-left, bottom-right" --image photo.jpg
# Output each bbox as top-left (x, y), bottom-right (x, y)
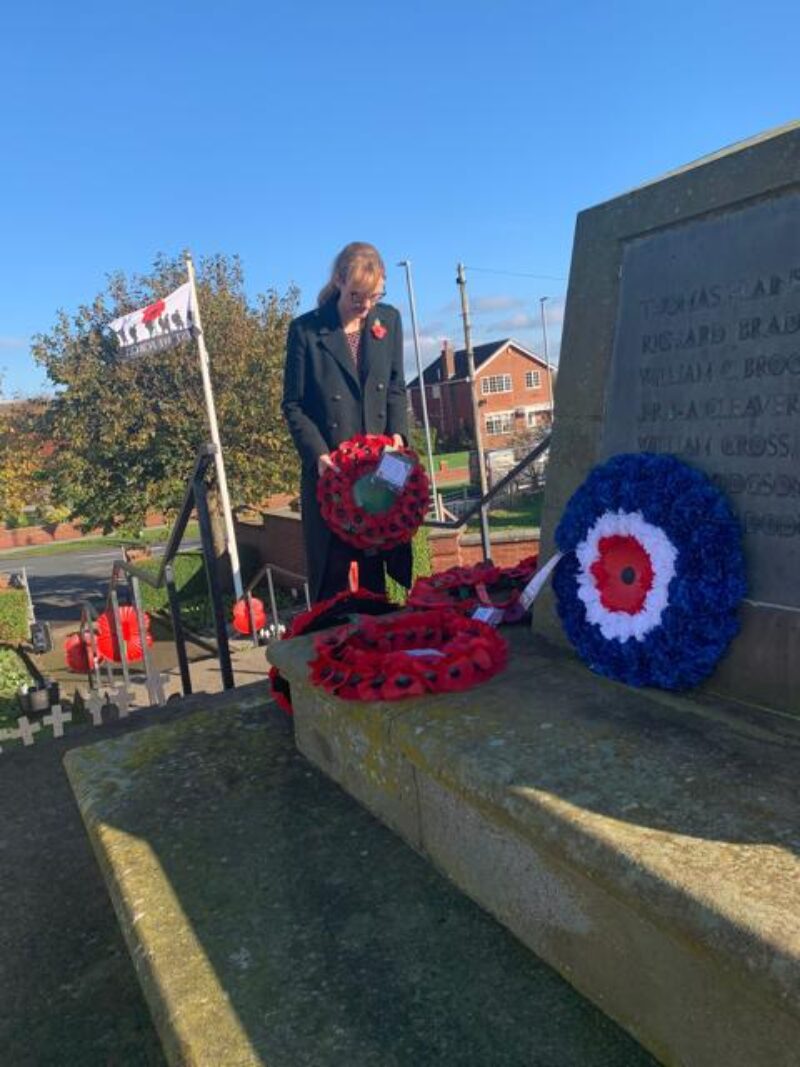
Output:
top-left (398, 259), bottom-right (441, 520)
top-left (185, 252), bottom-right (244, 601)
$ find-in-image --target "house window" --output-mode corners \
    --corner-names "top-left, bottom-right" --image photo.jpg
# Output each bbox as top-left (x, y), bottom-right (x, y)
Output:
top-left (481, 374), bottom-right (512, 395)
top-left (525, 369), bottom-right (541, 389)
top-left (485, 412), bottom-right (513, 436)
top-left (526, 410), bottom-right (540, 427)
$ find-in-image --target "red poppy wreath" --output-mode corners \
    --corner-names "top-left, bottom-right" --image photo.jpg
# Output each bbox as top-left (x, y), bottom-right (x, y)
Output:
top-left (408, 555), bottom-right (539, 623)
top-left (269, 588), bottom-right (397, 715)
top-left (316, 434), bottom-right (430, 552)
top-left (309, 607), bottom-right (507, 701)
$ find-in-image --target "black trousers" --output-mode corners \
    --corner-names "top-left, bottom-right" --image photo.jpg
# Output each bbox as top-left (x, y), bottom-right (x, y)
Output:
top-left (315, 536), bottom-right (387, 602)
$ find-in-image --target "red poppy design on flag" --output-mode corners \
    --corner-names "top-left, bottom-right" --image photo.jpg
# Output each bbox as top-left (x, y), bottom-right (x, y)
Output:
top-left (141, 298), bottom-right (166, 324)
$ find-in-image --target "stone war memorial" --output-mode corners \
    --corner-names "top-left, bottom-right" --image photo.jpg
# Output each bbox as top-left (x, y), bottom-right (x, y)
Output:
top-left (67, 123), bottom-right (799, 1067)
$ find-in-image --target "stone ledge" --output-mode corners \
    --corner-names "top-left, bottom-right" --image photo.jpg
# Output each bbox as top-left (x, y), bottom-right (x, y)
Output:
top-left (269, 626), bottom-right (800, 1067)
top-left (63, 687), bottom-right (659, 1067)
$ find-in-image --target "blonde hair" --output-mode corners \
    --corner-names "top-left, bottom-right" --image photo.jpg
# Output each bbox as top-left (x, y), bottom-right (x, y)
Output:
top-left (317, 242), bottom-right (386, 306)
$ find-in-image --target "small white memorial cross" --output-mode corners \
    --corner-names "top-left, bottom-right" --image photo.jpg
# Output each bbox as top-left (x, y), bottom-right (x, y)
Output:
top-left (83, 690), bottom-right (105, 727)
top-left (109, 686), bottom-right (133, 719)
top-left (43, 703), bottom-right (72, 738)
top-left (16, 716), bottom-right (42, 746)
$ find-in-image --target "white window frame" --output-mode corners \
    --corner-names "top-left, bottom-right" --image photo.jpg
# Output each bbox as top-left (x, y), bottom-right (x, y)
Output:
top-left (525, 369), bottom-right (541, 389)
top-left (485, 411), bottom-right (514, 436)
top-left (481, 373), bottom-right (512, 395)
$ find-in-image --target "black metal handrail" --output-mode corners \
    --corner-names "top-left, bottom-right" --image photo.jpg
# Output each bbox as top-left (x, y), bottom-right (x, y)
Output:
top-left (83, 442), bottom-right (235, 702)
top-left (424, 433), bottom-right (551, 532)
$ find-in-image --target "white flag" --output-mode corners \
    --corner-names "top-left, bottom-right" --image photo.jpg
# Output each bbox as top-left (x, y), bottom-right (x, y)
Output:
top-left (108, 282), bottom-right (194, 359)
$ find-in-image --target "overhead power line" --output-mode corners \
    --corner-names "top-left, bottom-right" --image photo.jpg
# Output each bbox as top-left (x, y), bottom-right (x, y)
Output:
top-left (464, 265), bottom-right (567, 282)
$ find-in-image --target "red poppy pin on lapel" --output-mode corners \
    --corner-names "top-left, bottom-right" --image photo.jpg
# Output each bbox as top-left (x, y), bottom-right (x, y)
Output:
top-left (371, 318), bottom-right (387, 339)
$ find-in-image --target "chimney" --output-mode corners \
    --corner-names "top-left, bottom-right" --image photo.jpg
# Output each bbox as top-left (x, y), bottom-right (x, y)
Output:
top-left (441, 340), bottom-right (456, 380)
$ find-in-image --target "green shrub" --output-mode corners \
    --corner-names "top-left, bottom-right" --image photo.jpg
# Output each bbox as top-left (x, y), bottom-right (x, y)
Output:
top-left (138, 552), bottom-right (212, 626)
top-left (0, 646), bottom-right (32, 729)
top-left (0, 589), bottom-right (30, 642)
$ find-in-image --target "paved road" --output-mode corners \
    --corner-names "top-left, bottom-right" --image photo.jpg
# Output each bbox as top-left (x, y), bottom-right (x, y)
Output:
top-left (0, 542), bottom-right (200, 623)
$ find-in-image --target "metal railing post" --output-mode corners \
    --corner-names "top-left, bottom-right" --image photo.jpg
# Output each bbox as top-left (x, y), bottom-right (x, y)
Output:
top-left (165, 562), bottom-right (192, 696)
top-left (265, 567), bottom-right (280, 638)
top-left (130, 574), bottom-right (164, 705)
top-left (109, 588), bottom-right (131, 691)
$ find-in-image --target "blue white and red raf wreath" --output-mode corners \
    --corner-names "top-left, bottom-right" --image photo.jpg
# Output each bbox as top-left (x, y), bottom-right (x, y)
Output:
top-left (552, 452), bottom-right (747, 690)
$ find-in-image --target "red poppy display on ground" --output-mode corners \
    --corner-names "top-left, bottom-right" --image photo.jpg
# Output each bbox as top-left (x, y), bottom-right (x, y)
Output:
top-left (63, 631), bottom-right (99, 673)
top-left (308, 607), bottom-right (507, 701)
top-left (95, 605), bottom-right (154, 663)
top-left (316, 434), bottom-right (429, 552)
top-left (231, 596), bottom-right (267, 635)
top-left (269, 588), bottom-right (394, 715)
top-left (408, 556), bottom-right (539, 623)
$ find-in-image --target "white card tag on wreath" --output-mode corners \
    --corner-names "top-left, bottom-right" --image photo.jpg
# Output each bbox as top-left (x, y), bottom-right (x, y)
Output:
top-left (404, 648), bottom-right (446, 658)
top-left (374, 450), bottom-right (413, 492)
top-left (471, 605), bottom-right (505, 626)
top-left (518, 552), bottom-right (564, 612)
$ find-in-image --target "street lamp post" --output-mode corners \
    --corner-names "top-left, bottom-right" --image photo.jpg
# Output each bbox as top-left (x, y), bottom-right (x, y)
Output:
top-left (398, 259), bottom-right (440, 519)
top-left (539, 296), bottom-right (554, 420)
top-left (457, 262), bottom-right (492, 561)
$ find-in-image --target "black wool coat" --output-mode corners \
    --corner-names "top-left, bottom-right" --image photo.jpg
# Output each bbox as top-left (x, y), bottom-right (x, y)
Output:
top-left (282, 298), bottom-right (411, 601)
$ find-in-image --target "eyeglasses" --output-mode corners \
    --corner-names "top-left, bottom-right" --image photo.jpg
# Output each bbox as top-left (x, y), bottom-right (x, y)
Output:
top-left (349, 288), bottom-right (386, 306)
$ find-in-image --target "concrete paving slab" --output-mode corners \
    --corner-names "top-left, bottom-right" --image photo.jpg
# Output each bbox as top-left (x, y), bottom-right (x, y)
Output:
top-left (66, 692), bottom-right (658, 1067)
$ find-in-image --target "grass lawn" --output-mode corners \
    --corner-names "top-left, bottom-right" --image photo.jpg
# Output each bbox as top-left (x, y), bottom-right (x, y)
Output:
top-left (0, 521), bottom-right (200, 560)
top-left (467, 492), bottom-right (544, 532)
top-left (425, 451), bottom-right (469, 472)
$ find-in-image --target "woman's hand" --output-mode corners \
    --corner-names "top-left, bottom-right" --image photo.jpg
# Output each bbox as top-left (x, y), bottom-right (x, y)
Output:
top-left (317, 453), bottom-right (339, 477)
top-left (391, 434), bottom-right (405, 449)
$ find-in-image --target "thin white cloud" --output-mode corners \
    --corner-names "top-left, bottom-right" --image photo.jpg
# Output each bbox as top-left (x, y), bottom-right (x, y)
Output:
top-left (472, 294), bottom-right (526, 314)
top-left (488, 313), bottom-right (538, 332)
top-left (0, 336), bottom-right (28, 350)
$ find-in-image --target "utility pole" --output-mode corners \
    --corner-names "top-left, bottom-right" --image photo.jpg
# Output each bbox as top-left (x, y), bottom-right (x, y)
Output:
top-left (456, 262), bottom-right (491, 561)
top-left (398, 259), bottom-right (441, 520)
top-left (539, 296), bottom-right (554, 422)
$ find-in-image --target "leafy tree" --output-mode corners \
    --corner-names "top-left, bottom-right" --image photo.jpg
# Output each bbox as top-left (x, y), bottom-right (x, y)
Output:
top-left (32, 253), bottom-right (299, 534)
top-left (0, 397), bottom-right (57, 525)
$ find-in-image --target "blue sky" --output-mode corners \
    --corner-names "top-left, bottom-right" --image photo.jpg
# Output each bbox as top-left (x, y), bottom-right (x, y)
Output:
top-left (1, 0), bottom-right (798, 395)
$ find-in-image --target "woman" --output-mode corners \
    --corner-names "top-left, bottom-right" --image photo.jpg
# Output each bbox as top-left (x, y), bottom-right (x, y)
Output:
top-left (282, 242), bottom-right (412, 602)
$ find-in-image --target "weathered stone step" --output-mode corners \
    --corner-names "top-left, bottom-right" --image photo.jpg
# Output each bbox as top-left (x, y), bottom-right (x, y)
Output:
top-left (65, 691), bottom-right (658, 1067)
top-left (269, 625), bottom-right (800, 1067)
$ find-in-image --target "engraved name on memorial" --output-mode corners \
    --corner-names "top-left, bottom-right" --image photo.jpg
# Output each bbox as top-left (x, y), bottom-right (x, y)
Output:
top-left (601, 193), bottom-right (800, 609)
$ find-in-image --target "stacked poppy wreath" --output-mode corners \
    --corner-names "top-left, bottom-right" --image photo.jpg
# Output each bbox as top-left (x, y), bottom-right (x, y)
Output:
top-left (552, 452), bottom-right (746, 690)
top-left (63, 605), bottom-right (153, 672)
top-left (408, 556), bottom-right (538, 623)
top-left (309, 608), bottom-right (507, 701)
top-left (317, 434), bottom-right (430, 552)
top-left (269, 588), bottom-right (398, 715)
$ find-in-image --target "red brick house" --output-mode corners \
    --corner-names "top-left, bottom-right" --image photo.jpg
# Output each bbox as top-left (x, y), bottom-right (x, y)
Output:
top-left (408, 339), bottom-right (554, 450)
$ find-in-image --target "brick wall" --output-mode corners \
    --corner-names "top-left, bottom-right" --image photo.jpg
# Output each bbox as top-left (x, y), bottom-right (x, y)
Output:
top-left (237, 508), bottom-right (539, 589)
top-left (0, 512), bottom-right (168, 550)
